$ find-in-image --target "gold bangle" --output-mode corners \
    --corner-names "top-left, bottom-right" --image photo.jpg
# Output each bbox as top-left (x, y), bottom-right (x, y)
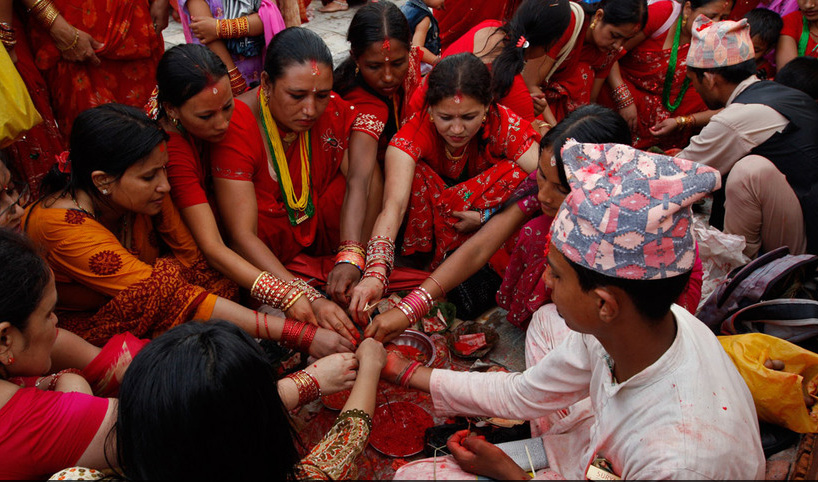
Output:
top-left (30, 0), bottom-right (60, 29)
top-left (56, 28), bottom-right (79, 52)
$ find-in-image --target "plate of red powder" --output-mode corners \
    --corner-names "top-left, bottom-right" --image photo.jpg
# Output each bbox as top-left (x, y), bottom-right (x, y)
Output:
top-left (369, 401), bottom-right (434, 457)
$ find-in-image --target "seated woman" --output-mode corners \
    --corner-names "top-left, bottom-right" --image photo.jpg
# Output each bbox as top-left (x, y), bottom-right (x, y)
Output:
top-left (598, 0), bottom-right (731, 149)
top-left (0, 228), bottom-right (117, 479)
top-left (115, 321), bottom-right (386, 479)
top-left (349, 53), bottom-right (540, 325)
top-left (365, 104), bottom-right (704, 341)
top-left (331, 1), bottom-right (424, 304)
top-left (178, 0), bottom-right (287, 94)
top-left (209, 28), bottom-right (378, 323)
top-left (423, 0), bottom-right (572, 123)
top-left (23, 103), bottom-right (352, 358)
top-left (522, 0), bottom-right (648, 126)
top-left (159, 44), bottom-right (357, 345)
top-left (776, 0), bottom-right (818, 70)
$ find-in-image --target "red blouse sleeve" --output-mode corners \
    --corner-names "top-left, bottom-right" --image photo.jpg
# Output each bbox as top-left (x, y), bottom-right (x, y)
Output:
top-left (388, 112), bottom-right (436, 162)
top-left (210, 100), bottom-right (263, 182)
top-left (490, 104), bottom-right (538, 161)
top-left (781, 11), bottom-right (803, 40)
top-left (0, 388), bottom-right (109, 480)
top-left (166, 132), bottom-right (208, 210)
top-left (499, 74), bottom-right (536, 122)
top-left (347, 88), bottom-right (388, 140)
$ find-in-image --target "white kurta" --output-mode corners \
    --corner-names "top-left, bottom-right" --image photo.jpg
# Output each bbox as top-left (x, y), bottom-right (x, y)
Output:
top-left (429, 304), bottom-right (765, 480)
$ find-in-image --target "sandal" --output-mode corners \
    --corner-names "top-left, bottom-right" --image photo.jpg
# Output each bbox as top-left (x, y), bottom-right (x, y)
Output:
top-left (318, 0), bottom-right (348, 13)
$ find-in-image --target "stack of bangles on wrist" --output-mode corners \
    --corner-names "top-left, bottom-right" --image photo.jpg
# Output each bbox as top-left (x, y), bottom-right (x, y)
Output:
top-left (334, 240), bottom-right (365, 274)
top-left (279, 317), bottom-right (318, 352)
top-left (611, 84), bottom-right (634, 110)
top-left (0, 22), bottom-right (16, 49)
top-left (28, 0), bottom-right (60, 29)
top-left (675, 115), bottom-right (695, 129)
top-left (251, 272), bottom-right (322, 311)
top-left (363, 236), bottom-right (395, 296)
top-left (227, 67), bottom-right (247, 95)
top-left (394, 361), bottom-right (422, 388)
top-left (396, 286), bottom-right (434, 326)
top-left (285, 369), bottom-right (321, 405)
top-left (479, 206), bottom-right (500, 224)
top-left (216, 16), bottom-right (249, 39)
top-left (35, 368), bottom-right (82, 391)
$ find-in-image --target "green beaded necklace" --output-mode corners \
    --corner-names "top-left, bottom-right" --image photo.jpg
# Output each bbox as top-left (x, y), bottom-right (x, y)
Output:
top-left (662, 14), bottom-right (691, 113)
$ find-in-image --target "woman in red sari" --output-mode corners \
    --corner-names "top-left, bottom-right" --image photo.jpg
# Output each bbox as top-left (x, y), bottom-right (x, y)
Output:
top-left (22, 0), bottom-right (169, 138)
top-left (348, 53), bottom-right (540, 325)
top-left (209, 28), bottom-right (376, 329)
top-left (776, 0), bottom-right (818, 69)
top-left (418, 0), bottom-right (572, 123)
top-left (23, 103), bottom-right (352, 358)
top-left (159, 44), bottom-right (358, 345)
top-left (521, 0), bottom-right (647, 126)
top-left (599, 0), bottom-right (732, 149)
top-left (435, 0), bottom-right (522, 51)
top-left (331, 2), bottom-right (424, 304)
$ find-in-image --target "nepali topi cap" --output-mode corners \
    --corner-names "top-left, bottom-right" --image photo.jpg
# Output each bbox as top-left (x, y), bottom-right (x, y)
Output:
top-left (549, 140), bottom-right (721, 280)
top-left (687, 15), bottom-right (754, 68)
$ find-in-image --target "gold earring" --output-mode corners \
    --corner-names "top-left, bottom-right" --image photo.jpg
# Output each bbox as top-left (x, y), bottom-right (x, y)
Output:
top-left (482, 114), bottom-right (487, 123)
top-left (682, 14), bottom-right (688, 27)
top-left (590, 18), bottom-right (597, 30)
top-left (355, 65), bottom-right (360, 75)
top-left (429, 113), bottom-right (434, 122)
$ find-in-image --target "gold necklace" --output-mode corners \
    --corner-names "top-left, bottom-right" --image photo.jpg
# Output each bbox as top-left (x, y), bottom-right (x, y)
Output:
top-left (444, 144), bottom-right (467, 161)
top-left (283, 131), bottom-right (298, 144)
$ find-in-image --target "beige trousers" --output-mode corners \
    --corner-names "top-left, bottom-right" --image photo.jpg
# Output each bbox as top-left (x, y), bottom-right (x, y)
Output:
top-left (724, 154), bottom-right (807, 258)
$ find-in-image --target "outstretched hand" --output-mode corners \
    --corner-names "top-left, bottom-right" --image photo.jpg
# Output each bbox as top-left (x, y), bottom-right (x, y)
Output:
top-left (447, 430), bottom-right (531, 480)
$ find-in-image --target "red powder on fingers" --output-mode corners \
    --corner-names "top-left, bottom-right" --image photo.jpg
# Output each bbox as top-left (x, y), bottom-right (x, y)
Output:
top-left (385, 343), bottom-right (428, 364)
top-left (370, 401), bottom-right (434, 457)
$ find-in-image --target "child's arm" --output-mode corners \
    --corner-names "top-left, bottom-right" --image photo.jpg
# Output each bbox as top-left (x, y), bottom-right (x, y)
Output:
top-left (412, 17), bottom-right (440, 66)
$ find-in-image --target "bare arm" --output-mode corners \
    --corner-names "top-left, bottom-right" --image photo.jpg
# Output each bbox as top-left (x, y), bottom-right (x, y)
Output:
top-left (775, 34), bottom-right (798, 72)
top-left (179, 203), bottom-right (262, 289)
top-left (19, 0), bottom-right (102, 64)
top-left (327, 135), bottom-right (376, 304)
top-left (76, 398), bottom-right (118, 469)
top-left (186, 0), bottom-right (239, 71)
top-left (348, 147), bottom-right (417, 325)
top-left (514, 143), bottom-right (539, 174)
top-left (412, 17), bottom-right (439, 65)
top-left (49, 329), bottom-right (101, 373)
top-left (365, 204), bottom-right (529, 341)
top-left (606, 62), bottom-right (638, 132)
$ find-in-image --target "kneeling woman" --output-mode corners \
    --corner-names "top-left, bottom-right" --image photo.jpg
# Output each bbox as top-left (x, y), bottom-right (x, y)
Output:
top-left (350, 53), bottom-right (539, 324)
top-left (23, 104), bottom-right (352, 358)
top-left (209, 28), bottom-right (376, 314)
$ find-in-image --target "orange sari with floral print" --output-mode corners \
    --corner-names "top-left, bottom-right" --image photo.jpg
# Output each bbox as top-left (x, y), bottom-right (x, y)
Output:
top-left (25, 0), bottom-right (164, 138)
top-left (22, 196), bottom-right (237, 346)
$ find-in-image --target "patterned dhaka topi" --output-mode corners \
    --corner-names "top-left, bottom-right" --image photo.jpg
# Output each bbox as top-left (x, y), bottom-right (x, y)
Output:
top-left (686, 15), bottom-right (755, 69)
top-left (549, 140), bottom-right (721, 280)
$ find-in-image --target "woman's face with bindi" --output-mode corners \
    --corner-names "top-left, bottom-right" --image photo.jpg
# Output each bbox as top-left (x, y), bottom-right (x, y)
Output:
top-left (262, 60), bottom-right (334, 133)
top-left (356, 38), bottom-right (410, 98)
top-left (536, 145), bottom-right (571, 217)
top-left (591, 11), bottom-right (642, 53)
top-left (96, 143), bottom-right (170, 217)
top-left (166, 75), bottom-right (234, 144)
top-left (428, 94), bottom-right (488, 150)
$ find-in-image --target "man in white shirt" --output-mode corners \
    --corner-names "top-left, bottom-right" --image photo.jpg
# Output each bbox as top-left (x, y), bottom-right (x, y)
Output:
top-left (678, 16), bottom-right (818, 258)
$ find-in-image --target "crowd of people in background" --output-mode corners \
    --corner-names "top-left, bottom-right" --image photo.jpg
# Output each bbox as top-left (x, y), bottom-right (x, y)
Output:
top-left (1, 0), bottom-right (818, 479)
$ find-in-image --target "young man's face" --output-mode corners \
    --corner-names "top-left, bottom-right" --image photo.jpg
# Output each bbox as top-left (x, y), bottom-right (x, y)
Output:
top-left (544, 244), bottom-right (602, 334)
top-left (751, 34), bottom-right (769, 62)
top-left (686, 70), bottom-right (725, 110)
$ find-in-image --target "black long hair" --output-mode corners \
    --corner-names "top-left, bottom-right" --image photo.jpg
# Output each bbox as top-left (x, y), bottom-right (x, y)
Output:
top-left (38, 104), bottom-right (168, 208)
top-left (115, 320), bottom-right (301, 479)
top-left (491, 0), bottom-right (572, 102)
top-left (264, 27), bottom-right (333, 83)
top-left (333, 1), bottom-right (412, 96)
top-left (0, 228), bottom-right (51, 334)
top-left (156, 44), bottom-right (228, 111)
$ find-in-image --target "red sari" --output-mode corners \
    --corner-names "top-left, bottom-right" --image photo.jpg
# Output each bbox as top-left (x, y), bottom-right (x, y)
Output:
top-left (782, 10), bottom-right (818, 58)
top-left (440, 20), bottom-right (535, 121)
top-left (434, 0), bottom-right (522, 51)
top-left (598, 0), bottom-right (707, 150)
top-left (389, 103), bottom-right (537, 268)
top-left (543, 14), bottom-right (626, 123)
top-left (5, 13), bottom-right (65, 196)
top-left (210, 97), bottom-right (356, 264)
top-left (26, 0), bottom-right (164, 138)
top-left (345, 46), bottom-right (423, 163)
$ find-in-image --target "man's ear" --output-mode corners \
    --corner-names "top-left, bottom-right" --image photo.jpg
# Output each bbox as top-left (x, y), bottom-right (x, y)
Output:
top-left (702, 71), bottom-right (718, 90)
top-left (593, 287), bottom-right (620, 323)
